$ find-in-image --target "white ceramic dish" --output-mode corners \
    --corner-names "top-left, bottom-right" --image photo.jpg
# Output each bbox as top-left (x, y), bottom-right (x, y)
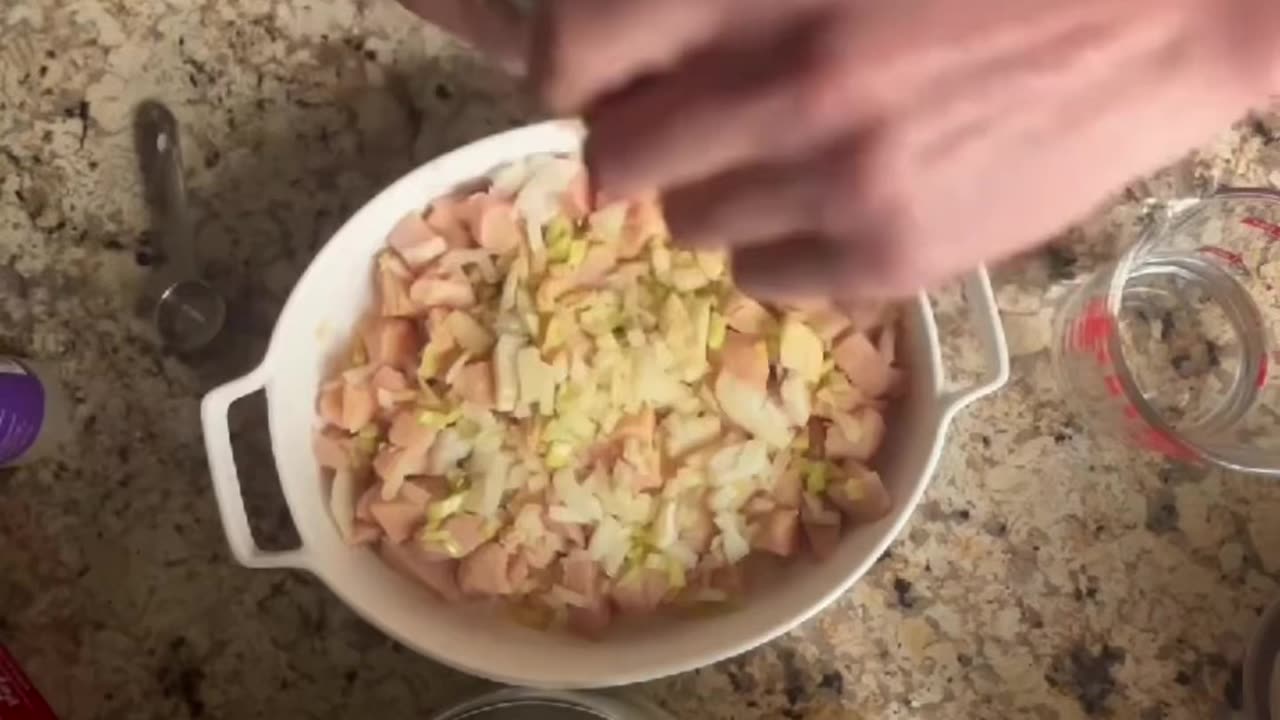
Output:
top-left (200, 120), bottom-right (1010, 689)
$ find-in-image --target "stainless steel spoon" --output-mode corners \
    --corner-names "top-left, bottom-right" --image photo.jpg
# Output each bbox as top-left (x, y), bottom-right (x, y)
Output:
top-left (135, 100), bottom-right (226, 352)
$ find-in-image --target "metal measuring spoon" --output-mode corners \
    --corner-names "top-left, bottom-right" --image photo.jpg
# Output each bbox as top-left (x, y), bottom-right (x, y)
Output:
top-left (134, 100), bottom-right (226, 352)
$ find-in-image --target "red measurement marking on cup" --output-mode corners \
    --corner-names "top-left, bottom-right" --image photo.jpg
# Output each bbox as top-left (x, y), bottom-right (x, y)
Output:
top-left (1103, 374), bottom-right (1124, 397)
top-left (1074, 298), bottom-right (1114, 365)
top-left (1196, 246), bottom-right (1249, 275)
top-left (1243, 217), bottom-right (1280, 242)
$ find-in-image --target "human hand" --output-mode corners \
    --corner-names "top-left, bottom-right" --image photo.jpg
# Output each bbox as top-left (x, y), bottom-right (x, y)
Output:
top-left (400, 0), bottom-right (531, 74)
top-left (533, 0), bottom-right (1280, 300)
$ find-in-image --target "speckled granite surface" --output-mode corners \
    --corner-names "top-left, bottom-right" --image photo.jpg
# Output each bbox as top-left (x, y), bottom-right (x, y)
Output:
top-left (3, 2), bottom-right (1280, 719)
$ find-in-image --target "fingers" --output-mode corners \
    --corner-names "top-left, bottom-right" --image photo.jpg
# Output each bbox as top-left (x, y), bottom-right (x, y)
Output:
top-left (533, 0), bottom-right (731, 113)
top-left (661, 162), bottom-right (826, 251)
top-left (531, 0), bottom-right (924, 300)
top-left (730, 237), bottom-right (846, 301)
top-left (714, 146), bottom-right (913, 301)
top-left (584, 31), bottom-right (849, 200)
top-left (584, 53), bottom-right (799, 200)
top-left (730, 225), bottom-right (917, 302)
top-left (656, 127), bottom-right (917, 300)
top-left (662, 127), bottom-right (902, 243)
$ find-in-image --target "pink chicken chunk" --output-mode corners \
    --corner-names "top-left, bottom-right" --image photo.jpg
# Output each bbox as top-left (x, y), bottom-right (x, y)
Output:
top-left (610, 567), bottom-right (670, 616)
top-left (380, 539), bottom-right (462, 602)
top-left (422, 513), bottom-right (490, 561)
top-left (458, 541), bottom-right (520, 597)
top-left (561, 550), bottom-right (612, 636)
top-left (363, 318), bottom-right (419, 371)
top-left (832, 333), bottom-right (893, 397)
top-left (453, 362), bottom-right (496, 407)
top-left (752, 508), bottom-right (800, 557)
top-left (387, 212), bottom-right (449, 270)
top-left (469, 195), bottom-right (523, 254)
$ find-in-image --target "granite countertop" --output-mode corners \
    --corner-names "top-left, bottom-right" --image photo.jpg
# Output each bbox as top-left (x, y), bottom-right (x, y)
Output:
top-left (4, 2), bottom-right (1280, 719)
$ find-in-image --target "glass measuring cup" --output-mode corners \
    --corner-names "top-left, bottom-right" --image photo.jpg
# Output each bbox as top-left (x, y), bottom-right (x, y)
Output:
top-left (1052, 189), bottom-right (1280, 476)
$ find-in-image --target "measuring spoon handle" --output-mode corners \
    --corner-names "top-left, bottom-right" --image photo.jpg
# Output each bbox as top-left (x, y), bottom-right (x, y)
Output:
top-left (134, 100), bottom-right (195, 278)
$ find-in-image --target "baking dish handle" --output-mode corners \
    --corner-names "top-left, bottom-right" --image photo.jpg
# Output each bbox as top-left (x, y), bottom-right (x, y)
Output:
top-left (936, 266), bottom-right (1011, 423)
top-left (200, 366), bottom-right (310, 571)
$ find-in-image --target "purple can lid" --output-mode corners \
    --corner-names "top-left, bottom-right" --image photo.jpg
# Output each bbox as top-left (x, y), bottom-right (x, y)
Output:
top-left (0, 366), bottom-right (45, 464)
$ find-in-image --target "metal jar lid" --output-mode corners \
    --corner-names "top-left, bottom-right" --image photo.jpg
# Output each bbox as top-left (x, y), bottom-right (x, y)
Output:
top-left (432, 689), bottom-right (674, 720)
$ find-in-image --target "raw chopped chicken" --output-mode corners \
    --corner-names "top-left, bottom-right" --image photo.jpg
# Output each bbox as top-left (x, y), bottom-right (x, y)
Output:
top-left (459, 541), bottom-right (518, 596)
top-left (314, 428), bottom-right (354, 471)
top-left (313, 155), bottom-right (904, 637)
top-left (380, 540), bottom-right (463, 602)
top-left (751, 508), bottom-right (800, 557)
top-left (454, 362), bottom-right (496, 406)
top-left (363, 318), bottom-right (420, 370)
top-left (611, 567), bottom-right (669, 616)
top-left (833, 333), bottom-right (894, 397)
top-left (388, 410), bottom-right (436, 452)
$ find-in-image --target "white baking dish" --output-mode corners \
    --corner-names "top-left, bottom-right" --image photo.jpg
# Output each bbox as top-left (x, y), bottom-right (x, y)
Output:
top-left (200, 120), bottom-right (1009, 689)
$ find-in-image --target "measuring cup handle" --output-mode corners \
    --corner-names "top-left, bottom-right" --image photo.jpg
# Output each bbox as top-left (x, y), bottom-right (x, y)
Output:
top-left (200, 366), bottom-right (311, 571)
top-left (937, 267), bottom-right (1012, 422)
